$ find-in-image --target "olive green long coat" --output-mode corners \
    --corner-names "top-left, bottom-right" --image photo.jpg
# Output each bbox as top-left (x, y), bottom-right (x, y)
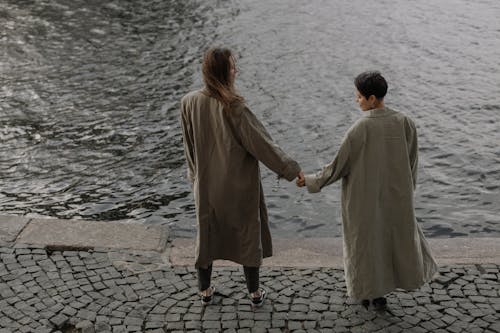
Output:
top-left (305, 107), bottom-right (437, 300)
top-left (180, 90), bottom-right (301, 269)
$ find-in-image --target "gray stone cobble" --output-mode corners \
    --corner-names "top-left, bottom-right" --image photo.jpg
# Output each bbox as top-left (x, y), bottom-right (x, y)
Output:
top-left (0, 243), bottom-right (499, 332)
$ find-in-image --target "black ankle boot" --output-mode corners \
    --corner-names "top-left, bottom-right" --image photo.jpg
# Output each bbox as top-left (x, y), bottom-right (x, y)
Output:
top-left (361, 299), bottom-right (370, 309)
top-left (372, 297), bottom-right (387, 310)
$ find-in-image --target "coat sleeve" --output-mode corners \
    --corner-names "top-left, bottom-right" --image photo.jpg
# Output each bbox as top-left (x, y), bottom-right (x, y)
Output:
top-left (180, 99), bottom-right (195, 183)
top-left (237, 107), bottom-right (301, 181)
top-left (405, 117), bottom-right (418, 189)
top-left (304, 136), bottom-right (351, 193)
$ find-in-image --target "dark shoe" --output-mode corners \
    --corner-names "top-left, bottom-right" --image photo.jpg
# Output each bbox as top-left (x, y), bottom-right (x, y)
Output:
top-left (200, 286), bottom-right (215, 306)
top-left (372, 297), bottom-right (387, 310)
top-left (361, 299), bottom-right (370, 309)
top-left (250, 288), bottom-right (267, 308)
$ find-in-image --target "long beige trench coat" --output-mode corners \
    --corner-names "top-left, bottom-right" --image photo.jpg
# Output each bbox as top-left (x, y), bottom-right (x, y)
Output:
top-left (180, 90), bottom-right (301, 269)
top-left (305, 107), bottom-right (437, 300)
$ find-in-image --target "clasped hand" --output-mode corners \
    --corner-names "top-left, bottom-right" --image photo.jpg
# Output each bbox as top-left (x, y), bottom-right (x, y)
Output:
top-left (296, 171), bottom-right (305, 187)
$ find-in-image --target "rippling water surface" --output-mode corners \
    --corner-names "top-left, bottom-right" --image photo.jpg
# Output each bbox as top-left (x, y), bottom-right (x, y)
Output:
top-left (1, 0), bottom-right (499, 238)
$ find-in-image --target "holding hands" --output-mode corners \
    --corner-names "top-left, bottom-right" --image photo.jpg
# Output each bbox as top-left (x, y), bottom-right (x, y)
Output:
top-left (296, 171), bottom-right (305, 187)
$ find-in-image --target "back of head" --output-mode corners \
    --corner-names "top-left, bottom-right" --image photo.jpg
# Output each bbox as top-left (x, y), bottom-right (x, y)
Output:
top-left (354, 71), bottom-right (388, 100)
top-left (202, 47), bottom-right (244, 108)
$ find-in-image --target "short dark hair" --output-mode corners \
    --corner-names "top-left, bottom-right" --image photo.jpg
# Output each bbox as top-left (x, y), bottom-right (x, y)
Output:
top-left (354, 71), bottom-right (388, 100)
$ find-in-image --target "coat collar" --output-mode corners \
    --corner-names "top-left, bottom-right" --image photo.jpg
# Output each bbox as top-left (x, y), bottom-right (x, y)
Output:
top-left (364, 107), bottom-right (395, 118)
top-left (199, 88), bottom-right (210, 96)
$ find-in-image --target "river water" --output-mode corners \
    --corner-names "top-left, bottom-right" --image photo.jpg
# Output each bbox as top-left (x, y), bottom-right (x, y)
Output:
top-left (1, 0), bottom-right (499, 238)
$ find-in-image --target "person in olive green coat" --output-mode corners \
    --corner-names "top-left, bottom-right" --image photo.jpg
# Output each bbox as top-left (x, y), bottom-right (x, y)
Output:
top-left (180, 47), bottom-right (303, 306)
top-left (297, 71), bottom-right (437, 309)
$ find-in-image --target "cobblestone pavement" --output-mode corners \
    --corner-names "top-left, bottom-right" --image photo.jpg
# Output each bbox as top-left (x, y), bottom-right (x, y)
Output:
top-left (0, 243), bottom-right (499, 333)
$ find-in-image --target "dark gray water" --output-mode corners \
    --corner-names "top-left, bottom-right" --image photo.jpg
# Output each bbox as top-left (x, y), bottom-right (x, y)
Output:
top-left (1, 0), bottom-right (499, 238)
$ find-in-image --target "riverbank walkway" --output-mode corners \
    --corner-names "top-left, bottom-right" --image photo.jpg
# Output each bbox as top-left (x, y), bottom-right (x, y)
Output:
top-left (1, 215), bottom-right (499, 333)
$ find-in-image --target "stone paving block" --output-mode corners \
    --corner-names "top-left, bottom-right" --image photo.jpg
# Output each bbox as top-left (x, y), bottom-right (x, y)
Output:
top-left (304, 321), bottom-right (318, 329)
top-left (268, 329), bottom-right (282, 333)
top-left (489, 322), bottom-right (500, 333)
top-left (310, 302), bottom-right (329, 311)
top-left (1, 240), bottom-right (499, 333)
top-left (460, 302), bottom-right (478, 310)
top-left (49, 313), bottom-right (69, 328)
top-left (237, 319), bottom-right (254, 328)
top-left (183, 320), bottom-right (201, 330)
top-left (123, 316), bottom-right (143, 327)
top-left (218, 320), bottom-right (235, 329)
top-left (288, 321), bottom-right (303, 330)
top-left (253, 320), bottom-right (272, 329)
top-left (220, 312), bottom-right (236, 321)
top-left (201, 320), bottom-right (221, 330)
top-left (112, 325), bottom-right (125, 333)
top-left (165, 321), bottom-right (183, 330)
top-left (144, 321), bottom-right (163, 330)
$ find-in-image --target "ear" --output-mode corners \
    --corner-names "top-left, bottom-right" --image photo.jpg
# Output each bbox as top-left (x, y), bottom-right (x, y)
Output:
top-left (368, 95), bottom-right (377, 104)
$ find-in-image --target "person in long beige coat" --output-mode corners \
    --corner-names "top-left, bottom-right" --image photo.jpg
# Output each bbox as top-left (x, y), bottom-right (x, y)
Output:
top-left (297, 71), bottom-right (437, 309)
top-left (180, 47), bottom-right (302, 307)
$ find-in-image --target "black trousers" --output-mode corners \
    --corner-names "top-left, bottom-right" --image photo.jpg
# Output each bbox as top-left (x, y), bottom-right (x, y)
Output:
top-left (198, 264), bottom-right (259, 293)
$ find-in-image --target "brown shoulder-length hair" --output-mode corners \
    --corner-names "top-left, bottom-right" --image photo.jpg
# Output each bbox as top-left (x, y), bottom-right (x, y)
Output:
top-left (202, 47), bottom-right (244, 108)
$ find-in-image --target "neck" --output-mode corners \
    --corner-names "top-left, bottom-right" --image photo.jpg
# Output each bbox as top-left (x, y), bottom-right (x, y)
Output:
top-left (373, 100), bottom-right (385, 109)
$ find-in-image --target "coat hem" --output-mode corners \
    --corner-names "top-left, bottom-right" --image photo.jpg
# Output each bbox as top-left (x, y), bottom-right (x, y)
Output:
top-left (348, 273), bottom-right (437, 300)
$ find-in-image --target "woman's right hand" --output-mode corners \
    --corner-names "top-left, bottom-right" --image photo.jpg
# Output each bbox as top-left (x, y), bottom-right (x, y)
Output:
top-left (296, 171), bottom-right (305, 187)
